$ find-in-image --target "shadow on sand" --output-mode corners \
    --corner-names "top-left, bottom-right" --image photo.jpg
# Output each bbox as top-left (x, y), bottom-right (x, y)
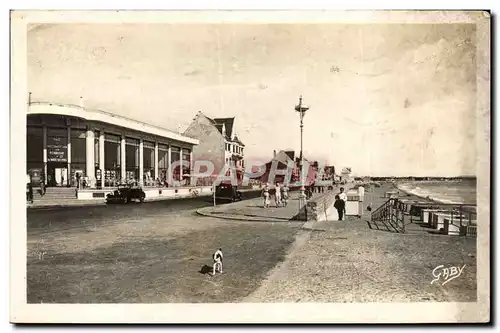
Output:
top-left (199, 264), bottom-right (213, 275)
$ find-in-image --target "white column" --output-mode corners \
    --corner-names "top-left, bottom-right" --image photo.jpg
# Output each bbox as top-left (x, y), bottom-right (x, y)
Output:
top-left (168, 145), bottom-right (172, 186)
top-left (42, 126), bottom-right (47, 185)
top-left (154, 141), bottom-right (159, 181)
top-left (179, 147), bottom-right (184, 183)
top-left (189, 150), bottom-right (193, 186)
top-left (67, 126), bottom-right (71, 187)
top-left (99, 131), bottom-right (105, 172)
top-left (85, 127), bottom-right (95, 181)
top-left (98, 130), bottom-right (105, 188)
top-left (139, 139), bottom-right (144, 186)
top-left (121, 135), bottom-right (126, 183)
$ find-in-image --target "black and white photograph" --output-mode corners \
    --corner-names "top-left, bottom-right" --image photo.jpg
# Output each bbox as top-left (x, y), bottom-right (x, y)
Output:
top-left (10, 9), bottom-right (490, 323)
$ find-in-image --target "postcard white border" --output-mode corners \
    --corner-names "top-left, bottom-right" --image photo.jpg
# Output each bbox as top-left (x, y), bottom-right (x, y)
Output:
top-left (10, 10), bottom-right (491, 323)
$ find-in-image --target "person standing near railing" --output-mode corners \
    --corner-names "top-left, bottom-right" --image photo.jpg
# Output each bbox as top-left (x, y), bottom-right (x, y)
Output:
top-left (338, 187), bottom-right (347, 220)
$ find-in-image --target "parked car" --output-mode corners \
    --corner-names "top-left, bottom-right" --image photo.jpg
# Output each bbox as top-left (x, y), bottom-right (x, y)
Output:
top-left (215, 183), bottom-right (242, 202)
top-left (106, 185), bottom-right (146, 204)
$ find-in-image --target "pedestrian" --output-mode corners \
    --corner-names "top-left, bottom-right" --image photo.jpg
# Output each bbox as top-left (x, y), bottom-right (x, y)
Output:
top-left (61, 174), bottom-right (65, 187)
top-left (76, 173), bottom-right (81, 189)
top-left (40, 179), bottom-right (46, 196)
top-left (338, 187), bottom-right (348, 220)
top-left (281, 184), bottom-right (289, 207)
top-left (28, 182), bottom-right (34, 204)
top-left (26, 183), bottom-right (30, 203)
top-left (275, 183), bottom-right (281, 207)
top-left (334, 194), bottom-right (344, 220)
top-left (262, 183), bottom-right (270, 208)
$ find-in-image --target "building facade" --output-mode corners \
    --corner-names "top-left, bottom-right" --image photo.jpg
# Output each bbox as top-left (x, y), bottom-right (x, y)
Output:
top-left (27, 101), bottom-right (198, 188)
top-left (183, 111), bottom-right (245, 180)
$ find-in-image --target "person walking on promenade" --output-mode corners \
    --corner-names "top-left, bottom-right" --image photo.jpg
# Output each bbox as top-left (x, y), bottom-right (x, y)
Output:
top-left (262, 183), bottom-right (270, 208)
top-left (28, 182), bottom-right (34, 204)
top-left (337, 187), bottom-right (348, 220)
top-left (76, 172), bottom-right (81, 189)
top-left (334, 194), bottom-right (343, 220)
top-left (40, 179), bottom-right (46, 196)
top-left (281, 184), bottom-right (289, 207)
top-left (275, 183), bottom-right (282, 207)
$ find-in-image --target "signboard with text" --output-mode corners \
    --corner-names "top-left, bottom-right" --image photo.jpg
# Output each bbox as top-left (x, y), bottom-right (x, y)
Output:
top-left (47, 136), bottom-right (68, 162)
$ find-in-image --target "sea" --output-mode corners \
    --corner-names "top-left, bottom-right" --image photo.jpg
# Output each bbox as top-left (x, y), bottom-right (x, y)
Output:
top-left (397, 179), bottom-right (477, 205)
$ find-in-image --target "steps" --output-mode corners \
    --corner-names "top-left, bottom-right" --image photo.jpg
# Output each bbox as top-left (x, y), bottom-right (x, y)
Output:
top-left (31, 187), bottom-right (78, 202)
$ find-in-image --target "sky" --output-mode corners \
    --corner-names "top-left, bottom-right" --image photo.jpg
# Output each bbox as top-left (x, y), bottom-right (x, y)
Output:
top-left (27, 23), bottom-right (477, 177)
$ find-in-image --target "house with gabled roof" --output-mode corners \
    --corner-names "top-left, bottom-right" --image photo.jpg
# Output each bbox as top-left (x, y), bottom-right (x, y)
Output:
top-left (183, 111), bottom-right (245, 181)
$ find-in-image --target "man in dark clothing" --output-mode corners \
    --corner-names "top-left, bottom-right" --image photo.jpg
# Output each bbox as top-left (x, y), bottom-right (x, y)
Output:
top-left (40, 180), bottom-right (46, 196)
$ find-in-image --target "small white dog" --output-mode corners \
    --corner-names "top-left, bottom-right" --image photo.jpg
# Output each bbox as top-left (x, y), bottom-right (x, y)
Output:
top-left (212, 248), bottom-right (223, 276)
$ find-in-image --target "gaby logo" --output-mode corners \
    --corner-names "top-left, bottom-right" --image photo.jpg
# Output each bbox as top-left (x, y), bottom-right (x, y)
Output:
top-left (431, 264), bottom-right (466, 286)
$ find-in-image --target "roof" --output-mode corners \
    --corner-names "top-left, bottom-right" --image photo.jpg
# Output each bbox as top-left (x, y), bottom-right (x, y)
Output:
top-left (284, 150), bottom-right (295, 161)
top-left (212, 117), bottom-right (235, 139)
top-left (232, 134), bottom-right (245, 147)
top-left (28, 102), bottom-right (199, 145)
top-left (201, 113), bottom-right (244, 145)
top-left (266, 150), bottom-right (295, 167)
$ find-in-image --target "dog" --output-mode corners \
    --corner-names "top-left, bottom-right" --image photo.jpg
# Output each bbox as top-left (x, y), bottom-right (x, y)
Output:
top-left (212, 248), bottom-right (223, 276)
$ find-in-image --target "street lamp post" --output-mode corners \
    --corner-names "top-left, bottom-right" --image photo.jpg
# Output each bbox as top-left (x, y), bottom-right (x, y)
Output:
top-left (295, 95), bottom-right (309, 211)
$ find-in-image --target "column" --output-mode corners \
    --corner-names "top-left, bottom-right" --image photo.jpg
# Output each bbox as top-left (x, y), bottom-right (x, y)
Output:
top-left (42, 125), bottom-right (47, 185)
top-left (139, 139), bottom-right (144, 186)
top-left (168, 144), bottom-right (172, 186)
top-left (99, 131), bottom-right (105, 173)
top-left (190, 150), bottom-right (193, 185)
top-left (85, 127), bottom-right (95, 182)
top-left (67, 126), bottom-right (71, 187)
top-left (121, 135), bottom-right (126, 183)
top-left (179, 148), bottom-right (184, 185)
top-left (154, 141), bottom-right (159, 181)
top-left (99, 131), bottom-right (105, 188)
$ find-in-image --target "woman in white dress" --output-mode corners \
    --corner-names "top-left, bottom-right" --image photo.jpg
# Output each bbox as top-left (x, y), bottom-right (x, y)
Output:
top-left (262, 183), bottom-right (270, 208)
top-left (274, 183), bottom-right (281, 207)
top-left (281, 184), bottom-right (289, 207)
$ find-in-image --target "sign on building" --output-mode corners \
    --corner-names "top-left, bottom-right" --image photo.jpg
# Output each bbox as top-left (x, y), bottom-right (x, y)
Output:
top-left (47, 136), bottom-right (68, 162)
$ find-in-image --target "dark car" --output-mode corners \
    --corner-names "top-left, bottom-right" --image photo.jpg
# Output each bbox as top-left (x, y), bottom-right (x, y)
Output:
top-left (215, 183), bottom-right (242, 202)
top-left (106, 185), bottom-right (146, 204)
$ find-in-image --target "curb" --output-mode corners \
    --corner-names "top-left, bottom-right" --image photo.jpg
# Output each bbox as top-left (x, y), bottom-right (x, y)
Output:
top-left (27, 202), bottom-right (106, 210)
top-left (26, 194), bottom-right (212, 210)
top-left (196, 208), bottom-right (302, 224)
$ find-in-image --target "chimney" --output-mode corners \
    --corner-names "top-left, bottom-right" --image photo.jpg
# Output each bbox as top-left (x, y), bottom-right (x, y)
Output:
top-left (28, 92), bottom-right (32, 105)
top-left (79, 96), bottom-right (84, 108)
top-left (273, 150), bottom-right (277, 158)
top-left (222, 123), bottom-right (226, 137)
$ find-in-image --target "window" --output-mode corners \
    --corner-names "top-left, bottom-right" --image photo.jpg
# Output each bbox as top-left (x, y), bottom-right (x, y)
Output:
top-left (182, 149), bottom-right (191, 181)
top-left (158, 143), bottom-right (169, 184)
top-left (171, 146), bottom-right (181, 181)
top-left (27, 126), bottom-right (43, 177)
top-left (125, 137), bottom-right (140, 183)
top-left (143, 141), bottom-right (155, 185)
top-left (104, 133), bottom-right (121, 186)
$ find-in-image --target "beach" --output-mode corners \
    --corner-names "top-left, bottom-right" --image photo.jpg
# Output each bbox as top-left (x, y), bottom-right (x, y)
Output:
top-left (396, 180), bottom-right (477, 205)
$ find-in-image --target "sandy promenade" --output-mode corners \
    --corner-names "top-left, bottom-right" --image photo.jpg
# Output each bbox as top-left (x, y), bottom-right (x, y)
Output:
top-left (243, 182), bottom-right (477, 303)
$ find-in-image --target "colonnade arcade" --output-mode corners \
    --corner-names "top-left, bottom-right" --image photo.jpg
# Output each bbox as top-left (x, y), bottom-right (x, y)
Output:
top-left (27, 115), bottom-right (192, 188)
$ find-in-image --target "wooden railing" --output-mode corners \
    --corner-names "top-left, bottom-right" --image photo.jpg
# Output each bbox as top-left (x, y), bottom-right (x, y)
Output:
top-left (371, 198), bottom-right (477, 235)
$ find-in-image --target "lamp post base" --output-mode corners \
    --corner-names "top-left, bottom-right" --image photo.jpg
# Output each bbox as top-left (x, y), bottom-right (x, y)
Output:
top-left (298, 185), bottom-right (307, 209)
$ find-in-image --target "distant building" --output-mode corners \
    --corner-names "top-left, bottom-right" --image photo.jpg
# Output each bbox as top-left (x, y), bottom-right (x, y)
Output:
top-left (183, 111), bottom-right (245, 182)
top-left (258, 150), bottom-right (298, 185)
top-left (340, 167), bottom-right (353, 183)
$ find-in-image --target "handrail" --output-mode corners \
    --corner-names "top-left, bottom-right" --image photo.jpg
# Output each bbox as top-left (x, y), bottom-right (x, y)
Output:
top-left (371, 197), bottom-right (477, 234)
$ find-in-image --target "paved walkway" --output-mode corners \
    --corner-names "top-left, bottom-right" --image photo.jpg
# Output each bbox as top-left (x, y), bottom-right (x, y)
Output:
top-left (242, 182), bottom-right (477, 303)
top-left (197, 192), bottom-right (316, 222)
